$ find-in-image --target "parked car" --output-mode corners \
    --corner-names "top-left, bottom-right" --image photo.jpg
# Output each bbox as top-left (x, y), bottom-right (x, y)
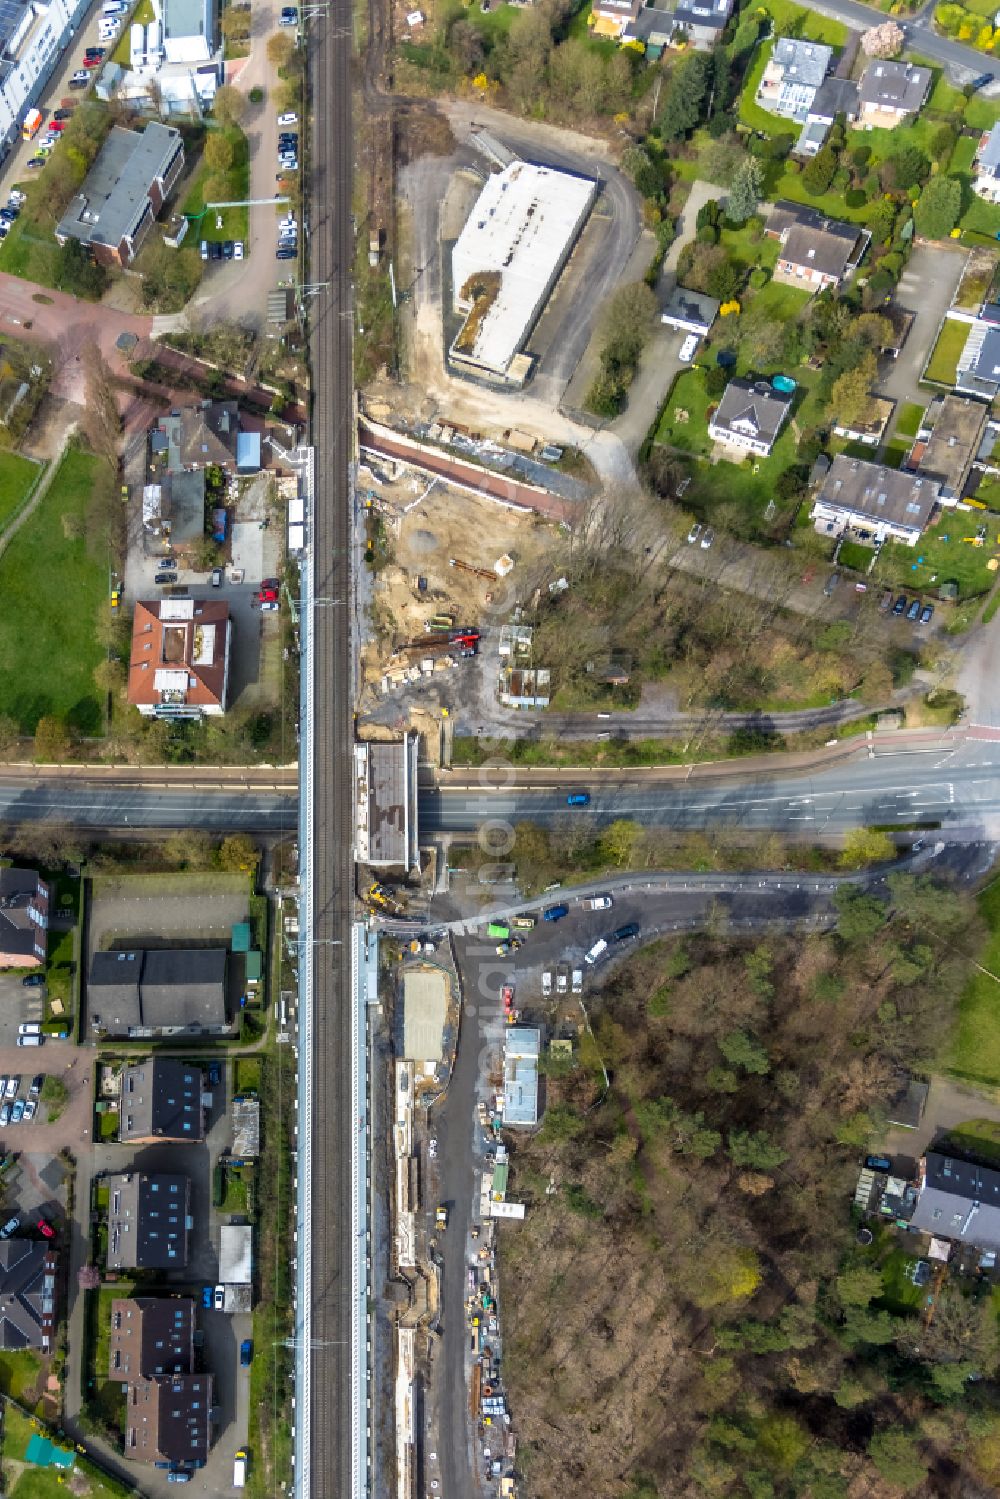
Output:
top-left (276, 248), bottom-right (296, 260)
top-left (234, 241), bottom-right (244, 260)
top-left (201, 1285), bottom-right (214, 1309)
top-left (612, 922), bottom-right (640, 943)
top-left (213, 1285), bottom-right (225, 1310)
top-left (824, 572), bottom-right (840, 597)
top-left (586, 894), bottom-right (613, 910)
top-left (21, 973), bottom-right (44, 988)
top-left (223, 239), bottom-right (235, 260)
top-left (906, 598), bottom-right (921, 621)
top-left (166, 1474), bottom-right (191, 1485)
top-left (29, 1076), bottom-right (42, 1098)
top-left (18, 1024), bottom-right (40, 1038)
top-left (865, 1154), bottom-right (892, 1173)
top-left (571, 968), bottom-right (583, 994)
top-left (11, 1102), bottom-right (24, 1125)
top-left (48, 120), bottom-right (66, 132)
top-left (279, 5), bottom-right (298, 22)
top-left (0, 1105), bottom-right (10, 1129)
top-left (919, 604), bottom-right (934, 625)
top-left (700, 527), bottom-right (714, 549)
top-left (83, 51), bottom-right (105, 65)
top-left (207, 1061), bottom-right (221, 1086)
top-left (0, 223), bottom-right (9, 239)
top-left (556, 968), bottom-right (568, 994)
top-left (209, 241), bottom-right (223, 261)
top-left (240, 1339), bottom-right (253, 1367)
top-left (277, 112), bottom-right (298, 126)
top-left (879, 589), bottom-right (893, 612)
top-left (541, 971), bottom-right (552, 996)
top-left (24, 158), bottom-right (44, 169)
top-left (566, 792), bottom-right (590, 807)
top-left (585, 938), bottom-right (608, 966)
top-left (53, 109), bottom-right (73, 120)
top-left (210, 567), bottom-right (223, 587)
top-left (892, 594), bottom-right (907, 616)
top-left (69, 70), bottom-right (90, 85)
top-left (1, 206), bottom-right (21, 220)
top-left (17, 1036), bottom-right (42, 1047)
top-left (22, 1100), bottom-right (35, 1122)
top-left (5, 1077), bottom-right (17, 1100)
top-left (0, 1217), bottom-right (19, 1239)
top-left (543, 903), bottom-right (568, 922)
top-left (200, 239), bottom-right (209, 260)
top-left (686, 522), bottom-right (701, 545)
top-left (37, 1219), bottom-right (55, 1239)
top-left (678, 333), bottom-right (699, 363)
top-left (154, 571), bottom-right (177, 585)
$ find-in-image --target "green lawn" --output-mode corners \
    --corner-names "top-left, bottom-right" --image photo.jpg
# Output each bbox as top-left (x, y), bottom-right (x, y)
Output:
top-left (84, 1285), bottom-right (127, 1434)
top-left (960, 191), bottom-right (1000, 240)
top-left (878, 507), bottom-right (998, 599)
top-left (941, 1118), bottom-right (1000, 1163)
top-left (0, 1350), bottom-right (42, 1403)
top-left (951, 133), bottom-right (979, 176)
top-left (0, 451), bottom-right (40, 531)
top-left (837, 539), bottom-right (875, 572)
top-left (923, 318), bottom-right (970, 385)
top-left (235, 1056), bottom-right (260, 1092)
top-left (0, 183), bottom-right (62, 289)
top-left (467, 0), bottom-right (520, 41)
top-left (894, 402), bottom-right (926, 439)
top-left (740, 277), bottom-right (812, 324)
top-left (944, 879), bottom-right (1000, 1087)
top-left (973, 475), bottom-right (1000, 511)
top-left (181, 125), bottom-right (250, 244)
top-left (565, 2), bottom-right (621, 53)
top-left (0, 443), bottom-right (107, 733)
top-left (3, 1405), bottom-right (128, 1499)
top-left (877, 1249), bottom-right (927, 1315)
top-left (750, 0), bottom-right (847, 43)
top-left (739, 41), bottom-right (787, 136)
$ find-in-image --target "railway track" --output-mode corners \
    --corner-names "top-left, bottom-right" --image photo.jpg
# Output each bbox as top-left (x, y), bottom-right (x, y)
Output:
top-left (306, 0), bottom-right (356, 1486)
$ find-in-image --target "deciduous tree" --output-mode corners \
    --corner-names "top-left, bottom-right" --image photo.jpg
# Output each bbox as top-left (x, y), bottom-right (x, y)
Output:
top-left (213, 84), bottom-right (247, 127)
top-left (914, 174), bottom-right (962, 240)
top-left (861, 20), bottom-right (904, 55)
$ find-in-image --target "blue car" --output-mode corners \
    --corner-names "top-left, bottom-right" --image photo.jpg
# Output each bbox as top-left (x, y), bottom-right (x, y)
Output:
top-left (566, 792), bottom-right (590, 807)
top-left (240, 1339), bottom-right (253, 1367)
top-left (543, 903), bottom-right (569, 922)
top-left (201, 1285), bottom-right (213, 1309)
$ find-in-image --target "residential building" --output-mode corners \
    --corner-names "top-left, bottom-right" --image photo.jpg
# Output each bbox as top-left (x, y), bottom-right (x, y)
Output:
top-left (450, 161), bottom-right (597, 382)
top-left (755, 38), bottom-right (832, 122)
top-left (152, 399), bottom-right (241, 472)
top-left (160, 0), bottom-right (214, 63)
top-left (353, 735), bottom-right (420, 872)
top-left (127, 597), bottom-right (232, 719)
top-left (832, 396), bottom-right (893, 448)
top-left (109, 1297), bottom-right (195, 1380)
top-left (119, 1058), bottom-right (205, 1146)
top-left (0, 866), bottom-right (48, 969)
top-left (504, 1026), bottom-right (540, 1127)
top-left (660, 286), bottom-right (719, 337)
top-left (55, 122), bottom-right (184, 269)
top-left (909, 1151), bottom-right (1000, 1247)
top-left (796, 76), bottom-right (859, 157)
top-left (974, 125), bottom-right (1000, 203)
top-left (855, 59), bottom-right (931, 130)
top-left (105, 1172), bottom-right (191, 1272)
top-left (663, 0), bottom-right (733, 47)
top-left (125, 1372), bottom-right (213, 1467)
top-left (89, 947), bottom-right (229, 1038)
top-left (589, 0), bottom-right (641, 38)
top-left (907, 393), bottom-right (987, 502)
top-left (707, 378), bottom-right (792, 458)
top-left (956, 321), bottom-right (1000, 402)
top-left (620, 1), bottom-right (678, 49)
top-left (810, 454), bottom-right (940, 546)
top-left (0, 0), bottom-right (88, 163)
top-left (771, 207), bottom-right (868, 292)
top-left (0, 1239), bottom-right (57, 1350)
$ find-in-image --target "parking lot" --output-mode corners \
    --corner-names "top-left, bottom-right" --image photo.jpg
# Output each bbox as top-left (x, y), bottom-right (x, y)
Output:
top-left (0, 973), bottom-right (46, 1046)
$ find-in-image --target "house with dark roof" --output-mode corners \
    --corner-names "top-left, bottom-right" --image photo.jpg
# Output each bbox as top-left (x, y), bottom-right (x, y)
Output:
top-left (125, 1372), bottom-right (213, 1467)
top-left (956, 321), bottom-right (1000, 402)
top-left (666, 0), bottom-right (733, 46)
top-left (974, 124), bottom-right (1000, 203)
top-left (708, 378), bottom-right (792, 458)
top-left (810, 454), bottom-right (940, 545)
top-left (0, 867), bottom-right (48, 969)
top-left (119, 1059), bottom-right (205, 1145)
top-left (106, 1172), bottom-right (190, 1271)
top-left (660, 286), bottom-right (719, 337)
top-left (855, 59), bottom-right (931, 130)
top-left (909, 1151), bottom-right (1000, 1247)
top-left (110, 1297), bottom-right (195, 1380)
top-left (0, 1240), bottom-right (57, 1351)
top-left (55, 123), bottom-right (184, 269)
top-left (773, 215), bottom-right (868, 292)
top-left (89, 947), bottom-right (229, 1038)
top-left (797, 76), bottom-right (859, 157)
top-left (755, 38), bottom-right (832, 122)
top-left (127, 597), bottom-right (232, 720)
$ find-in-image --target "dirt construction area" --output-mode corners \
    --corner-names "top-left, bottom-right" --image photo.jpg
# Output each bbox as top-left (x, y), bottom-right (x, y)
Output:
top-left (360, 475), bottom-right (557, 703)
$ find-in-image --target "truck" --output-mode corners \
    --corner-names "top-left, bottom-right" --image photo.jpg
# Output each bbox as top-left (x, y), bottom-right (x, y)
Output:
top-left (435, 1205), bottom-right (448, 1228)
top-left (486, 922), bottom-right (509, 940)
top-left (22, 108), bottom-right (42, 140)
top-left (233, 1451), bottom-right (248, 1488)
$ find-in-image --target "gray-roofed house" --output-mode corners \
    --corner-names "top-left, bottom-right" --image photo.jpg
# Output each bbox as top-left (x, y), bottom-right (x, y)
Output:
top-left (0, 867), bottom-right (48, 969)
top-left (797, 76), bottom-right (859, 157)
top-left (909, 393), bottom-right (987, 501)
top-left (89, 948), bottom-right (229, 1039)
top-left (956, 322), bottom-right (1000, 402)
top-left (974, 124), bottom-right (1000, 203)
top-left (909, 1152), bottom-right (1000, 1248)
top-left (0, 1240), bottom-right (57, 1351)
top-left (660, 286), bottom-right (719, 337)
top-left (161, 0), bottom-right (214, 63)
top-left (856, 60), bottom-right (931, 130)
top-left (119, 1058), bottom-right (205, 1145)
top-left (106, 1172), bottom-right (190, 1271)
top-left (708, 378), bottom-right (792, 458)
top-left (810, 454), bottom-right (940, 545)
top-left (667, 0), bottom-right (733, 46)
top-left (774, 218), bottom-right (867, 292)
top-left (755, 38), bottom-right (832, 122)
top-left (178, 400), bottom-right (239, 470)
top-left (110, 1297), bottom-right (195, 1380)
top-left (55, 123), bottom-right (184, 269)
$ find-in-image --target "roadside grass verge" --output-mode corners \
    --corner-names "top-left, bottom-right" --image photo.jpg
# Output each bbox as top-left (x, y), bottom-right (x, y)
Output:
top-left (943, 879), bottom-right (1000, 1088)
top-left (0, 442), bottom-right (106, 734)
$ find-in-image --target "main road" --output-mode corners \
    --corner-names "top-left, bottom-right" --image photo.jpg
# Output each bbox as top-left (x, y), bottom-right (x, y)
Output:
top-left (301, 0), bottom-right (356, 1488)
top-left (809, 0), bottom-right (1000, 75)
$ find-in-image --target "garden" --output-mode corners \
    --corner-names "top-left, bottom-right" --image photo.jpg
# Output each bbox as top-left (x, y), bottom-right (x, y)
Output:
top-left (0, 452), bottom-right (40, 533)
top-left (923, 319), bottom-right (971, 385)
top-left (181, 123), bottom-right (250, 245)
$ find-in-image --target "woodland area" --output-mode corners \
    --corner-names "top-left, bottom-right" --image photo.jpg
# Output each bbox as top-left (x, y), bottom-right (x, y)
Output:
top-left (500, 877), bottom-right (1000, 1498)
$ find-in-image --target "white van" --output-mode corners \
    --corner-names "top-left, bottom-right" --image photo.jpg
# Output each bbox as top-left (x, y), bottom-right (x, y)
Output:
top-left (17, 1035), bottom-right (42, 1048)
top-left (18, 1023), bottom-right (41, 1037)
top-left (584, 938), bottom-right (608, 967)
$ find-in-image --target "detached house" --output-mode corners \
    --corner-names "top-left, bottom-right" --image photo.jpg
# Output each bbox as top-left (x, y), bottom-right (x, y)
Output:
top-left (769, 204), bottom-right (868, 293)
top-left (0, 868), bottom-right (48, 970)
top-left (974, 124), bottom-right (1000, 203)
top-left (755, 38), bottom-right (832, 122)
top-left (0, 1240), bottom-right (57, 1351)
top-left (708, 378), bottom-right (792, 458)
top-left (855, 60), bottom-right (931, 130)
top-left (910, 1152), bottom-right (1000, 1248)
top-left (127, 597), bottom-right (232, 719)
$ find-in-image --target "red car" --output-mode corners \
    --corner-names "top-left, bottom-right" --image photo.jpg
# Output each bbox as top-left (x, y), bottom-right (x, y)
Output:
top-left (258, 587), bottom-right (278, 604)
top-left (83, 51), bottom-right (104, 66)
top-left (37, 1219), bottom-right (55, 1239)
top-left (49, 120), bottom-right (66, 132)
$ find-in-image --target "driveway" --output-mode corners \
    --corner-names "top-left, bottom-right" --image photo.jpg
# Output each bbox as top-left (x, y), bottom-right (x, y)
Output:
top-left (883, 1073), bottom-right (1000, 1163)
top-left (0, 974), bottom-right (46, 1046)
top-left (0, 1040), bottom-right (94, 1150)
top-left (881, 244), bottom-right (969, 415)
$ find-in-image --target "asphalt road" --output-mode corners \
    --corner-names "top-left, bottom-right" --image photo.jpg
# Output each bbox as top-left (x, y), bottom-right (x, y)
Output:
top-left (425, 737), bottom-right (1000, 838)
top-left (303, 0), bottom-right (355, 1489)
top-left (0, 781), bottom-right (293, 830)
top-left (810, 0), bottom-right (1000, 74)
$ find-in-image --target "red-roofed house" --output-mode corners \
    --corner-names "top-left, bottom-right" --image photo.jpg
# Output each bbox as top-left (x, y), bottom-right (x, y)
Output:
top-left (128, 599), bottom-right (231, 719)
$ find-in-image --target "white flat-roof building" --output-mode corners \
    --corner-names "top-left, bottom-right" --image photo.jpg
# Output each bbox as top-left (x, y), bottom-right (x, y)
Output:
top-left (450, 160), bottom-right (596, 383)
top-left (0, 0), bottom-right (87, 159)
